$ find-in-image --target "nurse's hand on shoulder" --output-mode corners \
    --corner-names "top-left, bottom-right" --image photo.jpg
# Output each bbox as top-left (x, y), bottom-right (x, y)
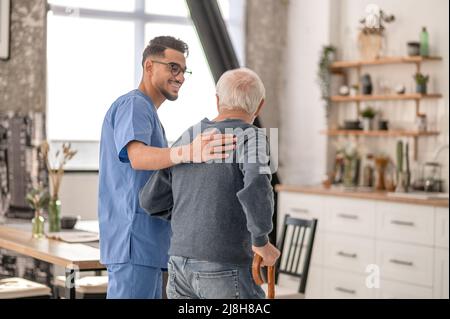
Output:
top-left (171, 129), bottom-right (236, 164)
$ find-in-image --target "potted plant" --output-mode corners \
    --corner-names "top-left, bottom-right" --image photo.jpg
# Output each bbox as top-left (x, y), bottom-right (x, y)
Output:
top-left (26, 185), bottom-right (50, 238)
top-left (360, 106), bottom-right (377, 131)
top-left (317, 45), bottom-right (337, 117)
top-left (413, 72), bottom-right (429, 94)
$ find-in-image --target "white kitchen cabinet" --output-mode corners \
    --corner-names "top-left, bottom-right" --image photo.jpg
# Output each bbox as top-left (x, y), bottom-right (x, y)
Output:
top-left (324, 233), bottom-right (375, 274)
top-left (326, 197), bottom-right (376, 237)
top-left (376, 240), bottom-right (434, 287)
top-left (304, 266), bottom-right (323, 299)
top-left (434, 207), bottom-right (449, 248)
top-left (433, 248), bottom-right (449, 299)
top-left (323, 268), bottom-right (376, 299)
top-left (377, 280), bottom-right (433, 299)
top-left (277, 190), bottom-right (448, 299)
top-left (277, 192), bottom-right (324, 267)
top-left (278, 192), bottom-right (325, 232)
top-left (376, 202), bottom-right (434, 246)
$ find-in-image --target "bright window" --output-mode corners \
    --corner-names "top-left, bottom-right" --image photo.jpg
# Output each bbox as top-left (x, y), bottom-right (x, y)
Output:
top-left (47, 0), bottom-right (245, 169)
top-left (145, 0), bottom-right (189, 17)
top-left (48, 0), bottom-right (135, 12)
top-left (47, 15), bottom-right (135, 141)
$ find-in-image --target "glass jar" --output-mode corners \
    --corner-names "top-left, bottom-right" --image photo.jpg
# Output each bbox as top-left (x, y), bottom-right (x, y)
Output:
top-left (424, 162), bottom-right (442, 192)
top-left (416, 114), bottom-right (427, 132)
top-left (32, 209), bottom-right (45, 239)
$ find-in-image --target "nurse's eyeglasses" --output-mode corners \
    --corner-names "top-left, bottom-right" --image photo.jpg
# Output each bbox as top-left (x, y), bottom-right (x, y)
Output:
top-left (151, 60), bottom-right (192, 78)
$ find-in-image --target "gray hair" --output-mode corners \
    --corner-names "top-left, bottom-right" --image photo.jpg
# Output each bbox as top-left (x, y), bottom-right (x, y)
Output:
top-left (215, 68), bottom-right (265, 114)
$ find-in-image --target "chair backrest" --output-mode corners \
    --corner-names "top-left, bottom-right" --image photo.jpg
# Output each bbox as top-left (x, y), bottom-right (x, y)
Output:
top-left (276, 215), bottom-right (318, 294)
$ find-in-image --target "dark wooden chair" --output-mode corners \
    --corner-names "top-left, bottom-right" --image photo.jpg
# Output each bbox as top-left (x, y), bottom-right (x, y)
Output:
top-left (259, 215), bottom-right (318, 299)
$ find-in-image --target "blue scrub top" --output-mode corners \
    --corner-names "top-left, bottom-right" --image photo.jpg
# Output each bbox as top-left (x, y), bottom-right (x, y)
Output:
top-left (98, 89), bottom-right (171, 267)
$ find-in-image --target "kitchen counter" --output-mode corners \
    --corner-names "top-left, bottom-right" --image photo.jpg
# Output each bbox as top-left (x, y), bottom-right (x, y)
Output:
top-left (275, 185), bottom-right (449, 208)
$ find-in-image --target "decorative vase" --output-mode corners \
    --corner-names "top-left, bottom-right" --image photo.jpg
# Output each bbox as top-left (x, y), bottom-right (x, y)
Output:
top-left (31, 209), bottom-right (45, 239)
top-left (48, 197), bottom-right (61, 232)
top-left (361, 74), bottom-right (373, 95)
top-left (358, 31), bottom-right (385, 60)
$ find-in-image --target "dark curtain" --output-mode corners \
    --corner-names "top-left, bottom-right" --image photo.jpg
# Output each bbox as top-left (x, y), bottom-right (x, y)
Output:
top-left (186, 0), bottom-right (280, 244)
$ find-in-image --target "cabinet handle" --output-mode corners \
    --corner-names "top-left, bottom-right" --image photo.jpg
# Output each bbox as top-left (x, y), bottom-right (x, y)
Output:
top-left (337, 213), bottom-right (359, 220)
top-left (337, 251), bottom-right (357, 259)
top-left (291, 208), bottom-right (309, 214)
top-left (391, 220), bottom-right (415, 227)
top-left (389, 259), bottom-right (414, 267)
top-left (335, 287), bottom-right (356, 295)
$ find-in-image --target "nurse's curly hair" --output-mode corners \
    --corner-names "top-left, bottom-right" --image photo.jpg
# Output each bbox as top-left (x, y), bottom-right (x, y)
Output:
top-left (141, 36), bottom-right (189, 67)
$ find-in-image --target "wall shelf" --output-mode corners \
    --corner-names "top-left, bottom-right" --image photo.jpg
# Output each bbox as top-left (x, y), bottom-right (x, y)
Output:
top-left (325, 54), bottom-right (442, 161)
top-left (322, 130), bottom-right (439, 160)
top-left (330, 56), bottom-right (442, 70)
top-left (330, 94), bottom-right (442, 103)
top-left (322, 130), bottom-right (439, 137)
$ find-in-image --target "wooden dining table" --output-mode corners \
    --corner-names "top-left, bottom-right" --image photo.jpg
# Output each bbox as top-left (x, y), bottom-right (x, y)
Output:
top-left (0, 220), bottom-right (105, 299)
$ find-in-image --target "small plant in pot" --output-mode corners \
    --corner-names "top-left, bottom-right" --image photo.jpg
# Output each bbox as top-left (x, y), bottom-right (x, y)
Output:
top-left (413, 72), bottom-right (429, 94)
top-left (361, 106), bottom-right (377, 131)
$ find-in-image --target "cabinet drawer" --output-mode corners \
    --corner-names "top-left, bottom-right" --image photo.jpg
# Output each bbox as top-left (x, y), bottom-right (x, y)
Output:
top-left (324, 233), bottom-right (375, 274)
top-left (434, 207), bottom-right (449, 248)
top-left (375, 202), bottom-right (434, 246)
top-left (433, 248), bottom-right (449, 299)
top-left (323, 269), bottom-right (375, 299)
top-left (326, 197), bottom-right (375, 237)
top-left (377, 280), bottom-right (433, 299)
top-left (278, 192), bottom-right (324, 221)
top-left (376, 241), bottom-right (433, 287)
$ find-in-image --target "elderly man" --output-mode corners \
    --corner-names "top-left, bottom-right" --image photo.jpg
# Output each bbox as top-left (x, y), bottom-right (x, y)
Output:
top-left (139, 68), bottom-right (280, 299)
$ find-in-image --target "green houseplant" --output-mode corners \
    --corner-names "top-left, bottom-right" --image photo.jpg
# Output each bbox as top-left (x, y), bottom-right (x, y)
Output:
top-left (360, 106), bottom-right (377, 131)
top-left (26, 185), bottom-right (50, 238)
top-left (317, 45), bottom-right (337, 117)
top-left (413, 72), bottom-right (429, 94)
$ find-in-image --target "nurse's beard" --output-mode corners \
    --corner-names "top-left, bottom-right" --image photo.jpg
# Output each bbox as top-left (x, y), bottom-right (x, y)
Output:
top-left (161, 87), bottom-right (178, 101)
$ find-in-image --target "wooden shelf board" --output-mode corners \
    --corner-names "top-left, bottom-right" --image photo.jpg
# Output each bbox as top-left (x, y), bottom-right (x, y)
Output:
top-left (330, 56), bottom-right (442, 69)
top-left (330, 94), bottom-right (442, 102)
top-left (322, 130), bottom-right (440, 137)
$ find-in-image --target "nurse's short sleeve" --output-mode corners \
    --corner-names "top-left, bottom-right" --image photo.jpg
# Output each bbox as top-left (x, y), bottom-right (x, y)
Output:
top-left (113, 97), bottom-right (154, 163)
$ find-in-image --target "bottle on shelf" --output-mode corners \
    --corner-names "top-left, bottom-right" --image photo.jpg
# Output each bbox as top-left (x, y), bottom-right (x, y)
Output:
top-left (420, 27), bottom-right (429, 57)
top-left (362, 154), bottom-right (375, 188)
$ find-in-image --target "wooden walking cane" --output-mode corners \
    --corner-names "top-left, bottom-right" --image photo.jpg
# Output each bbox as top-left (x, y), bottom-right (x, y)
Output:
top-left (252, 254), bottom-right (275, 299)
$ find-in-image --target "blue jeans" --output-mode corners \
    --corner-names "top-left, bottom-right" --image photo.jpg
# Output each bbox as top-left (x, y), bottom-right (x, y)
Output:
top-left (106, 262), bottom-right (162, 299)
top-left (167, 256), bottom-right (265, 299)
